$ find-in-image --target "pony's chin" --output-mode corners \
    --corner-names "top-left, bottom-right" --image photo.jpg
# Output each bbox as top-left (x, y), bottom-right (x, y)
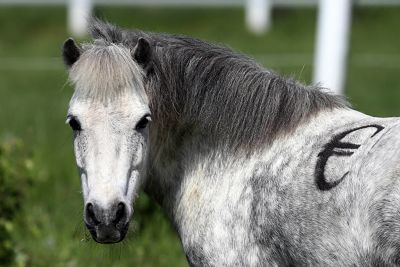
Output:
top-left (86, 222), bottom-right (129, 244)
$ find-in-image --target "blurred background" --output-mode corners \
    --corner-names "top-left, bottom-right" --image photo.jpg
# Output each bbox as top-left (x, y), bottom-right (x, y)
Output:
top-left (0, 0), bottom-right (399, 266)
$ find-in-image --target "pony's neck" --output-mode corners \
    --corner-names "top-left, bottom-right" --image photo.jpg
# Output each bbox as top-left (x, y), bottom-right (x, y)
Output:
top-left (143, 36), bottom-right (348, 212)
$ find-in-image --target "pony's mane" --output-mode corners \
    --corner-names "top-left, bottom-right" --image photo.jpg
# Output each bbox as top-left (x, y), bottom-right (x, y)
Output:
top-left (83, 20), bottom-right (348, 150)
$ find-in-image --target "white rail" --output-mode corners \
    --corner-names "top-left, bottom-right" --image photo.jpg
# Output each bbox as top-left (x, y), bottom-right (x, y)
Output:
top-left (313, 0), bottom-right (352, 94)
top-left (246, 0), bottom-right (272, 34)
top-left (2, 0), bottom-right (397, 94)
top-left (68, 0), bottom-right (92, 37)
top-left (0, 0), bottom-right (399, 6)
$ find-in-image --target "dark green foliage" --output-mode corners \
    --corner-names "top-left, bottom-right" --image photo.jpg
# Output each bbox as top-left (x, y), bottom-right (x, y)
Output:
top-left (0, 138), bottom-right (33, 266)
top-left (0, 224), bottom-right (14, 266)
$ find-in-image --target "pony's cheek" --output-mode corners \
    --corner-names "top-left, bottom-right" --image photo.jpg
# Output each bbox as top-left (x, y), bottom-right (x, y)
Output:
top-left (126, 169), bottom-right (143, 202)
top-left (73, 134), bottom-right (89, 168)
top-left (128, 135), bottom-right (147, 168)
top-left (80, 172), bottom-right (90, 200)
top-left (135, 141), bottom-right (148, 168)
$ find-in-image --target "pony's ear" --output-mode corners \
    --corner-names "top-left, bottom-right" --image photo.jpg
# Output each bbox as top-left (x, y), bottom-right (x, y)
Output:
top-left (62, 38), bottom-right (81, 67)
top-left (132, 38), bottom-right (152, 69)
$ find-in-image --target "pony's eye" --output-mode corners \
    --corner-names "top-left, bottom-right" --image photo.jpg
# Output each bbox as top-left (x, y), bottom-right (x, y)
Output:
top-left (135, 115), bottom-right (151, 130)
top-left (68, 117), bottom-right (82, 131)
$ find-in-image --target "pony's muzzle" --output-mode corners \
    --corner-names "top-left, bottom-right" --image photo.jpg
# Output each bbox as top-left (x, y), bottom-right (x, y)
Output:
top-left (84, 201), bottom-right (130, 244)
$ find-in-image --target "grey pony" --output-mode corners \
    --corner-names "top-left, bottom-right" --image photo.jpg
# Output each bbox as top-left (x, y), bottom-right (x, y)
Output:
top-left (62, 20), bottom-right (400, 266)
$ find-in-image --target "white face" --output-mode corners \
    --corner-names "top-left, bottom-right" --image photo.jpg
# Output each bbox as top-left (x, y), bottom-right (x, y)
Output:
top-left (67, 92), bottom-right (150, 243)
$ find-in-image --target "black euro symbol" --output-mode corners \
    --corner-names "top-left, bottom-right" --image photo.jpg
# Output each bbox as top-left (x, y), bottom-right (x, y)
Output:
top-left (315, 124), bottom-right (384, 191)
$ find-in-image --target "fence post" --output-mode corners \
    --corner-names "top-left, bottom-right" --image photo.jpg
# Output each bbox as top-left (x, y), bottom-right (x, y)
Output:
top-left (313, 0), bottom-right (352, 94)
top-left (245, 0), bottom-right (272, 34)
top-left (68, 0), bottom-right (92, 37)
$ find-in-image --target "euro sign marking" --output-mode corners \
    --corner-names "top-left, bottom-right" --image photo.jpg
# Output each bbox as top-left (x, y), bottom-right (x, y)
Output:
top-left (315, 125), bottom-right (384, 191)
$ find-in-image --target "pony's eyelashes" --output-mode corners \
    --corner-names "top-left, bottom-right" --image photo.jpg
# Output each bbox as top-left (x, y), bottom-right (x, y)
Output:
top-left (66, 116), bottom-right (82, 131)
top-left (135, 115), bottom-right (151, 131)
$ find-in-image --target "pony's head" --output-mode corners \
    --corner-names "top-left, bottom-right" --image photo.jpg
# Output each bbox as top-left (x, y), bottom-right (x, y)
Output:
top-left (62, 37), bottom-right (152, 243)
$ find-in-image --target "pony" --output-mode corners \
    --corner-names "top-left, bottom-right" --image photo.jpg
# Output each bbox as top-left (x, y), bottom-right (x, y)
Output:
top-left (62, 20), bottom-right (400, 266)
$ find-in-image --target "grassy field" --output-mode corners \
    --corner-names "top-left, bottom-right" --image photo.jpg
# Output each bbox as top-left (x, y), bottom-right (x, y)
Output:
top-left (0, 6), bottom-right (399, 266)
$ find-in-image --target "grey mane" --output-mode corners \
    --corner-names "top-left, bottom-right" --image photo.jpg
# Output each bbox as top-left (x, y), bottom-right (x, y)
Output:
top-left (88, 20), bottom-right (348, 151)
top-left (69, 40), bottom-right (147, 104)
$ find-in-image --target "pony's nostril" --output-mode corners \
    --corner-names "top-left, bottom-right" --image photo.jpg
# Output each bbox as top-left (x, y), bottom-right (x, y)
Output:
top-left (85, 202), bottom-right (100, 226)
top-left (113, 202), bottom-right (126, 225)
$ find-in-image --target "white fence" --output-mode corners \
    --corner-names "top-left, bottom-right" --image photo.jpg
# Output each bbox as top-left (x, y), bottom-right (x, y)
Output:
top-left (1, 0), bottom-right (399, 94)
top-left (1, 0), bottom-right (400, 6)
top-left (314, 0), bottom-right (352, 94)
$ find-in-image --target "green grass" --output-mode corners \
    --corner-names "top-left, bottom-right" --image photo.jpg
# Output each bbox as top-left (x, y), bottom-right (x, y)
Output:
top-left (0, 6), bottom-right (399, 266)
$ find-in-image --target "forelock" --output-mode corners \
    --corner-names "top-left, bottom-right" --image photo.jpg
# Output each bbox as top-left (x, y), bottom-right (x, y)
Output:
top-left (69, 41), bottom-right (147, 104)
